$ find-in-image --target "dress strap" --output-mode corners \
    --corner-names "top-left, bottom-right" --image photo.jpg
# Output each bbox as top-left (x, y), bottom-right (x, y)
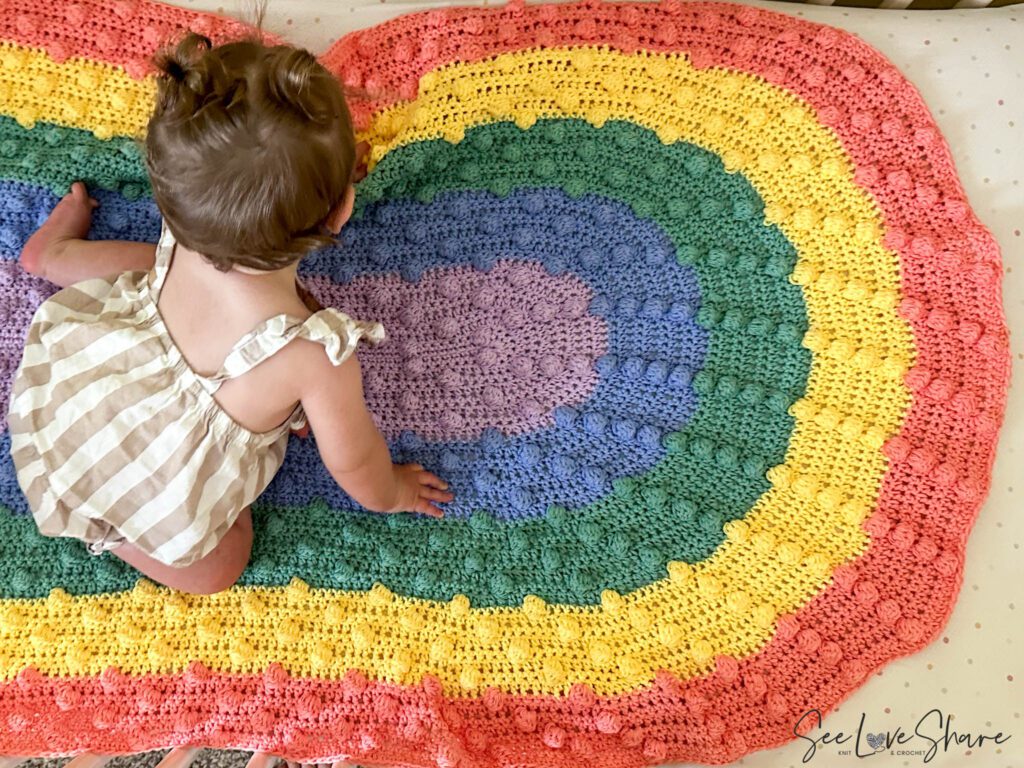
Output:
top-left (148, 220), bottom-right (176, 300)
top-left (198, 309), bottom-right (386, 388)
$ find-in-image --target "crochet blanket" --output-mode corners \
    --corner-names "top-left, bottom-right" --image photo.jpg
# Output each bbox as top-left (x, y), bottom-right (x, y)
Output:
top-left (0, 0), bottom-right (1011, 764)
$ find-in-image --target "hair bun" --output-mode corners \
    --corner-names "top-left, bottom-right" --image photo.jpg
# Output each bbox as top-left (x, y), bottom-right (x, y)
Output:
top-left (267, 47), bottom-right (335, 124)
top-left (153, 32), bottom-right (214, 109)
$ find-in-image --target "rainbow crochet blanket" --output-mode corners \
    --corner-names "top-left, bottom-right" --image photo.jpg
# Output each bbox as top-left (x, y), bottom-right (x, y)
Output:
top-left (0, 0), bottom-right (1011, 764)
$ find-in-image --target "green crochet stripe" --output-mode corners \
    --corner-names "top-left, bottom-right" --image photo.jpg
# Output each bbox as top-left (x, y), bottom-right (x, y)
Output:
top-left (0, 118), bottom-right (810, 605)
top-left (0, 115), bottom-right (150, 198)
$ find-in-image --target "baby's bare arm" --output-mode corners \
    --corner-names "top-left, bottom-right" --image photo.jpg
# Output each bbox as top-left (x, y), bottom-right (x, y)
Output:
top-left (34, 239), bottom-right (156, 288)
top-left (20, 182), bottom-right (156, 288)
top-left (298, 349), bottom-right (452, 517)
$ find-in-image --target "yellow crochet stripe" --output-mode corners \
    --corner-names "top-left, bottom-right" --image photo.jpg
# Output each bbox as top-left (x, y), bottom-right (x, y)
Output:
top-left (0, 42), bottom-right (155, 138)
top-left (0, 48), bottom-right (915, 697)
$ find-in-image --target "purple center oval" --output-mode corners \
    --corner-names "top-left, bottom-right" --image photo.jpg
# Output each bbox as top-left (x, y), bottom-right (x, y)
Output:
top-left (305, 259), bottom-right (607, 440)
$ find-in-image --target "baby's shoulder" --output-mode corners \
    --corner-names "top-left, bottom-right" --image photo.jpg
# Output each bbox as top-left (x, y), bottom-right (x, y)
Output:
top-left (288, 307), bottom-right (385, 352)
top-left (278, 308), bottom-right (383, 396)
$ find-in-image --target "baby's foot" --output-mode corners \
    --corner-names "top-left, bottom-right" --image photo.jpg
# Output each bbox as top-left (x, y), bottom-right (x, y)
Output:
top-left (19, 181), bottom-right (99, 278)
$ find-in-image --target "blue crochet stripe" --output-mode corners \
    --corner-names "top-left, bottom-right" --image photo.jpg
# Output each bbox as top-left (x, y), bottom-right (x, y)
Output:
top-left (0, 181), bottom-right (707, 519)
top-left (269, 187), bottom-right (706, 518)
top-left (0, 181), bottom-right (162, 255)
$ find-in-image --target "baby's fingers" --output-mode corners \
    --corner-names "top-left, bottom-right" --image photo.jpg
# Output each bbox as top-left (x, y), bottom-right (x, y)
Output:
top-left (419, 486), bottom-right (454, 503)
top-left (417, 470), bottom-right (449, 490)
top-left (69, 181), bottom-right (99, 208)
top-left (352, 140), bottom-right (371, 181)
top-left (414, 498), bottom-right (445, 518)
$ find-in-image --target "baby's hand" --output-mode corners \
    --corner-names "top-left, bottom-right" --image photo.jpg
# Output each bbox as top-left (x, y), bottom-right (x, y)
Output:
top-left (387, 463), bottom-right (452, 518)
top-left (353, 140), bottom-right (370, 182)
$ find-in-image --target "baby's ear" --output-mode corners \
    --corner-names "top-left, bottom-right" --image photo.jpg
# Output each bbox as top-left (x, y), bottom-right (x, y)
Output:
top-left (324, 184), bottom-right (356, 234)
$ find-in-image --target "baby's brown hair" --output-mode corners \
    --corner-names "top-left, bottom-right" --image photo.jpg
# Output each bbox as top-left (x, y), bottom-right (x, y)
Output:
top-left (145, 32), bottom-right (355, 272)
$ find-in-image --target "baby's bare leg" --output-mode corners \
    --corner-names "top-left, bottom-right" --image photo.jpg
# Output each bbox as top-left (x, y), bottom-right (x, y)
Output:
top-left (20, 182), bottom-right (156, 289)
top-left (110, 507), bottom-right (254, 595)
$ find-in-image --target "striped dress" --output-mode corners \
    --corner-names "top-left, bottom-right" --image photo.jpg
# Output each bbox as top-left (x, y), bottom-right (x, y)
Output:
top-left (6, 221), bottom-right (385, 568)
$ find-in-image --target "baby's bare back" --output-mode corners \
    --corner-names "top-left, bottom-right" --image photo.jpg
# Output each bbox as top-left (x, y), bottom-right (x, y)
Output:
top-left (157, 244), bottom-right (313, 434)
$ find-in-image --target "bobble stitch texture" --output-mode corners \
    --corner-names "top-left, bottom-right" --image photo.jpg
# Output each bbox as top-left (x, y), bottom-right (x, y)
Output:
top-left (0, 1), bottom-right (1010, 766)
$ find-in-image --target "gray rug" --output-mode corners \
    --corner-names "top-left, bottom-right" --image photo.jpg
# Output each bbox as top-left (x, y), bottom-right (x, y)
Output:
top-left (27, 752), bottom-right (253, 768)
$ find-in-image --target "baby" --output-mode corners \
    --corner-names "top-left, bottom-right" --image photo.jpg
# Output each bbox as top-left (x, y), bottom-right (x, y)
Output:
top-left (6, 33), bottom-right (453, 595)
